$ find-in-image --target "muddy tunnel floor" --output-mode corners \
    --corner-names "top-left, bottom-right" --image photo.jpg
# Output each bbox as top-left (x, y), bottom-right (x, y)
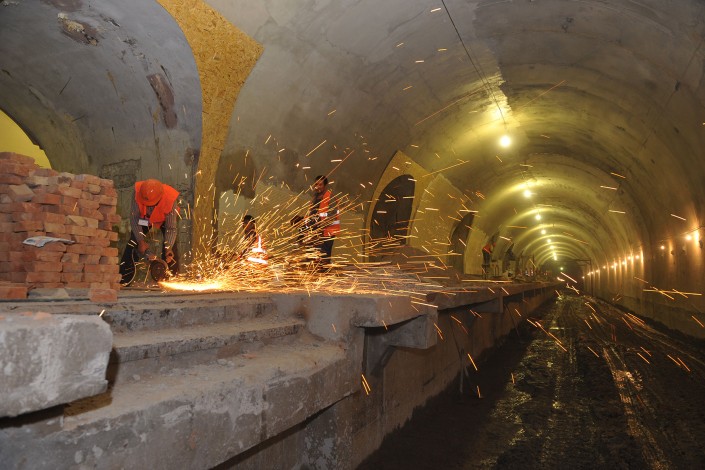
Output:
top-left (358, 292), bottom-right (705, 470)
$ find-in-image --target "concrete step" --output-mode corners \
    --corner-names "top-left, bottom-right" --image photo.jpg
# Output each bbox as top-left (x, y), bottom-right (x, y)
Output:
top-left (108, 316), bottom-right (306, 384)
top-left (1, 339), bottom-right (354, 470)
top-left (103, 295), bottom-right (279, 332)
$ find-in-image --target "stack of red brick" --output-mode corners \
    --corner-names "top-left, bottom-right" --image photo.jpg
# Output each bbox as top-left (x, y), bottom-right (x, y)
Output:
top-left (0, 152), bottom-right (122, 302)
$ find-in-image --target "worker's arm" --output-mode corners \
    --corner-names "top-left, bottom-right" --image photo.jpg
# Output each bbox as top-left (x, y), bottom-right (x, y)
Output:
top-left (163, 208), bottom-right (178, 253)
top-left (129, 199), bottom-right (151, 257)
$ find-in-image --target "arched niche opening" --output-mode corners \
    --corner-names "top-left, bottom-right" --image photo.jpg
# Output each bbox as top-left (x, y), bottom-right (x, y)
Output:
top-left (369, 174), bottom-right (415, 261)
top-left (449, 212), bottom-right (475, 273)
top-left (0, 108), bottom-right (51, 168)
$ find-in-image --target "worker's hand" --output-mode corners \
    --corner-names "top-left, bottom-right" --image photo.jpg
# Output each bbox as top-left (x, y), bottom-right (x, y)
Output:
top-left (137, 239), bottom-right (149, 255)
top-left (164, 249), bottom-right (175, 264)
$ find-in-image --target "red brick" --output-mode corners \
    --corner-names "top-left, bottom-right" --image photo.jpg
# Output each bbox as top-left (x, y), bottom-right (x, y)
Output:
top-left (84, 264), bottom-right (118, 274)
top-left (102, 247), bottom-right (119, 257)
top-left (32, 193), bottom-right (62, 205)
top-left (26, 261), bottom-right (63, 272)
top-left (0, 175), bottom-right (24, 185)
top-left (0, 202), bottom-right (42, 213)
top-left (65, 282), bottom-right (90, 288)
top-left (87, 183), bottom-right (102, 195)
top-left (56, 173), bottom-right (75, 184)
top-left (82, 209), bottom-right (105, 221)
top-left (66, 225), bottom-right (98, 237)
top-left (102, 186), bottom-right (118, 197)
top-left (14, 220), bottom-right (43, 232)
top-left (0, 222), bottom-right (14, 233)
top-left (99, 256), bottom-right (119, 265)
top-left (44, 222), bottom-right (67, 233)
top-left (30, 168), bottom-right (58, 177)
top-left (0, 212), bottom-right (11, 222)
top-left (75, 174), bottom-right (101, 185)
top-left (89, 288), bottom-right (117, 303)
top-left (30, 184), bottom-right (58, 195)
top-left (25, 174), bottom-right (50, 187)
top-left (25, 271), bottom-right (61, 283)
top-left (0, 233), bottom-right (23, 244)
top-left (0, 284), bottom-right (28, 299)
top-left (61, 272), bottom-right (84, 283)
top-left (78, 198), bottom-right (100, 210)
top-left (62, 263), bottom-right (85, 273)
top-left (96, 194), bottom-right (118, 206)
top-left (0, 261), bottom-right (26, 273)
top-left (61, 253), bottom-right (80, 263)
top-left (0, 160), bottom-right (36, 177)
top-left (69, 180), bottom-right (88, 192)
top-left (56, 186), bottom-right (83, 198)
top-left (7, 184), bottom-right (35, 202)
top-left (10, 251), bottom-right (63, 263)
top-left (8, 272), bottom-right (27, 283)
top-left (12, 211), bottom-right (63, 224)
top-left (79, 254), bottom-right (101, 264)
top-left (0, 152), bottom-right (37, 165)
top-left (73, 236), bottom-right (110, 248)
top-left (61, 196), bottom-right (79, 207)
top-left (66, 244), bottom-right (104, 255)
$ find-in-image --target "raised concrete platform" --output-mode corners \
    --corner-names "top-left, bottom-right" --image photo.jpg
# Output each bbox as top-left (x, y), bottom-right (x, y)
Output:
top-left (0, 312), bottom-right (112, 418)
top-left (0, 281), bottom-right (558, 469)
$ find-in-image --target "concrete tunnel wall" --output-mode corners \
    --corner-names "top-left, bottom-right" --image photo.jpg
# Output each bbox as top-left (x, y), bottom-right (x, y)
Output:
top-left (2, 0), bottom-right (705, 337)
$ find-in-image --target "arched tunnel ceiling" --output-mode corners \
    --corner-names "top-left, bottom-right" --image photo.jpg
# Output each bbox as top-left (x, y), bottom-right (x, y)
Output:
top-left (217, 0), bottom-right (705, 269)
top-left (3, 0), bottom-right (705, 272)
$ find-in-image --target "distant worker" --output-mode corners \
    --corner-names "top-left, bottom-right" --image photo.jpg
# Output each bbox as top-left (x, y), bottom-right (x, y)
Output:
top-left (119, 179), bottom-right (179, 286)
top-left (482, 239), bottom-right (495, 279)
top-left (308, 175), bottom-right (340, 265)
top-left (241, 214), bottom-right (267, 265)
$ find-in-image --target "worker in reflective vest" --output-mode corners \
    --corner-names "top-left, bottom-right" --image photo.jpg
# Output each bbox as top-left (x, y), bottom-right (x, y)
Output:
top-left (119, 179), bottom-right (180, 285)
top-left (308, 175), bottom-right (340, 264)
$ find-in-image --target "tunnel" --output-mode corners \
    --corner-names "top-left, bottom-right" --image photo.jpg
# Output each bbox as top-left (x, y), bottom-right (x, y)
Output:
top-left (2, 0), bottom-right (705, 468)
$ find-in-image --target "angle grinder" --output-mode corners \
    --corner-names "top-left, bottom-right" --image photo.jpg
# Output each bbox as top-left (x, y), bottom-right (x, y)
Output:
top-left (148, 250), bottom-right (176, 282)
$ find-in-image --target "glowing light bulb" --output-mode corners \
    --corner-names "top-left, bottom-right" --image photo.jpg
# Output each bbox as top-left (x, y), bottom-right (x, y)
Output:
top-left (535, 214), bottom-right (542, 221)
top-left (499, 135), bottom-right (511, 148)
top-left (523, 189), bottom-right (532, 198)
top-left (541, 229), bottom-right (546, 235)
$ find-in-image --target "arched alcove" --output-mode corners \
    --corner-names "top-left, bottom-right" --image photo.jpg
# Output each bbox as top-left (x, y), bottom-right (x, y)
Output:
top-left (449, 212), bottom-right (475, 273)
top-left (369, 174), bottom-right (415, 260)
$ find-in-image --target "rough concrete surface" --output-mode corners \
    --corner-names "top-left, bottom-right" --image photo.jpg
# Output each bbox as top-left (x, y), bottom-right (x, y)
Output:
top-left (0, 313), bottom-right (112, 417)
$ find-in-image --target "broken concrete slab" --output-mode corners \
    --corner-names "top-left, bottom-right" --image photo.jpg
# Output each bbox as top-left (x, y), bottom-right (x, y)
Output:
top-left (0, 312), bottom-right (112, 418)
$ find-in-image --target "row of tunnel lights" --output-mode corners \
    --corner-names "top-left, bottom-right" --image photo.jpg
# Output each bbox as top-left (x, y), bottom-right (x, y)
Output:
top-left (584, 231), bottom-right (703, 276)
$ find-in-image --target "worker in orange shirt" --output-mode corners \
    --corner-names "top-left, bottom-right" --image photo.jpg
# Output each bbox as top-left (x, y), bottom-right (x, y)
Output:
top-left (482, 239), bottom-right (495, 279)
top-left (119, 179), bottom-right (179, 285)
top-left (308, 175), bottom-right (340, 265)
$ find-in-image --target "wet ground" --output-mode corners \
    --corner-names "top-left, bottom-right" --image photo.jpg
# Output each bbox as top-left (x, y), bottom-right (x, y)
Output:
top-left (358, 292), bottom-right (705, 469)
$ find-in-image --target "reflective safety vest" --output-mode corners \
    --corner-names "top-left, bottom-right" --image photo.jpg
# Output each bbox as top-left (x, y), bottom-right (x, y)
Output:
top-left (315, 189), bottom-right (340, 237)
top-left (245, 236), bottom-right (268, 265)
top-left (135, 181), bottom-right (179, 229)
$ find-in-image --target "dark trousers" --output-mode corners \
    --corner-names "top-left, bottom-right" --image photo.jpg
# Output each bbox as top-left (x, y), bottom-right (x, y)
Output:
top-left (315, 236), bottom-right (335, 265)
top-left (119, 226), bottom-right (178, 285)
